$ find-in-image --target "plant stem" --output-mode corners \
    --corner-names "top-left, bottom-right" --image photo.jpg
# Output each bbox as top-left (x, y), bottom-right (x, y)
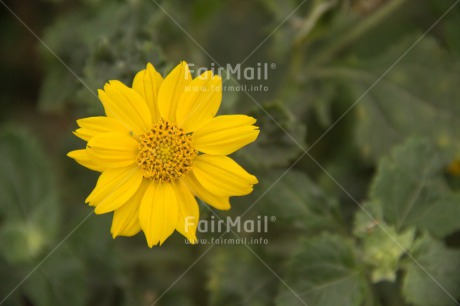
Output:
top-left (277, 0), bottom-right (337, 99)
top-left (294, 0), bottom-right (338, 48)
top-left (277, 0), bottom-right (409, 101)
top-left (309, 0), bottom-right (409, 67)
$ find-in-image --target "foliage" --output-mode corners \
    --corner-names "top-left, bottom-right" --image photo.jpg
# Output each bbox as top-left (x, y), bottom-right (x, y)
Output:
top-left (2, 0), bottom-right (460, 305)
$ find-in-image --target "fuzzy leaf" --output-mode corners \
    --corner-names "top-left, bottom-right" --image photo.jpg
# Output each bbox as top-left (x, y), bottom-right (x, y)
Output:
top-left (235, 102), bottom-right (307, 168)
top-left (207, 245), bottom-right (275, 306)
top-left (38, 1), bottom-right (166, 114)
top-left (369, 139), bottom-right (458, 235)
top-left (23, 246), bottom-right (87, 306)
top-left (250, 170), bottom-right (338, 231)
top-left (0, 127), bottom-right (60, 263)
top-left (349, 37), bottom-right (460, 161)
top-left (276, 233), bottom-right (368, 306)
top-left (354, 209), bottom-right (415, 283)
top-left (402, 234), bottom-right (460, 306)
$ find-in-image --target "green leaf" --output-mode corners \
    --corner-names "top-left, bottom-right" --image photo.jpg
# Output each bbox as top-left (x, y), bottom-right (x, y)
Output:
top-left (23, 246), bottom-right (87, 306)
top-left (207, 245), bottom-right (275, 306)
top-left (402, 234), bottom-right (460, 306)
top-left (251, 170), bottom-right (339, 231)
top-left (412, 193), bottom-right (460, 238)
top-left (0, 127), bottom-right (60, 263)
top-left (191, 0), bottom-right (224, 23)
top-left (369, 139), bottom-right (454, 233)
top-left (38, 65), bottom-right (81, 113)
top-left (354, 206), bottom-right (415, 283)
top-left (364, 227), bottom-right (414, 283)
top-left (346, 36), bottom-right (460, 161)
top-left (276, 233), bottom-right (368, 306)
top-left (235, 101), bottom-right (307, 168)
top-left (0, 222), bottom-right (46, 264)
top-left (353, 201), bottom-right (383, 237)
top-left (38, 1), bottom-right (166, 114)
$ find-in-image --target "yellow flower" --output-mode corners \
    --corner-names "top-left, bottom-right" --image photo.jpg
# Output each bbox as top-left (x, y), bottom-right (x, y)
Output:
top-left (68, 62), bottom-right (259, 247)
top-left (448, 159), bottom-right (460, 176)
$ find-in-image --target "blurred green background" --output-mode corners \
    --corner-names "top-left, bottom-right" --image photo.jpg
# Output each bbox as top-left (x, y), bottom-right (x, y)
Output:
top-left (1, 0), bottom-right (460, 305)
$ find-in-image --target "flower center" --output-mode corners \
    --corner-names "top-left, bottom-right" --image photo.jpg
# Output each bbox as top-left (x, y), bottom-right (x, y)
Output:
top-left (137, 120), bottom-right (197, 182)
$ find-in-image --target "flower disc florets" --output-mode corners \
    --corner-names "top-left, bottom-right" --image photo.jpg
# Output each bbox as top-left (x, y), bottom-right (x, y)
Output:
top-left (137, 120), bottom-right (197, 182)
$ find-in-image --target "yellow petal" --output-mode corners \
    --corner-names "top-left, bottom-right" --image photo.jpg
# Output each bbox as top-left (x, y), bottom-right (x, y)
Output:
top-left (74, 116), bottom-right (129, 142)
top-left (67, 149), bottom-right (105, 172)
top-left (175, 180), bottom-right (199, 244)
top-left (86, 166), bottom-right (144, 214)
top-left (132, 63), bottom-right (163, 123)
top-left (158, 61), bottom-right (192, 122)
top-left (86, 132), bottom-right (138, 169)
top-left (111, 180), bottom-right (149, 238)
top-left (183, 171), bottom-right (230, 210)
top-left (193, 155), bottom-right (258, 197)
top-left (139, 182), bottom-right (179, 247)
top-left (98, 80), bottom-right (152, 134)
top-left (193, 115), bottom-right (259, 155)
top-left (176, 71), bottom-right (222, 132)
